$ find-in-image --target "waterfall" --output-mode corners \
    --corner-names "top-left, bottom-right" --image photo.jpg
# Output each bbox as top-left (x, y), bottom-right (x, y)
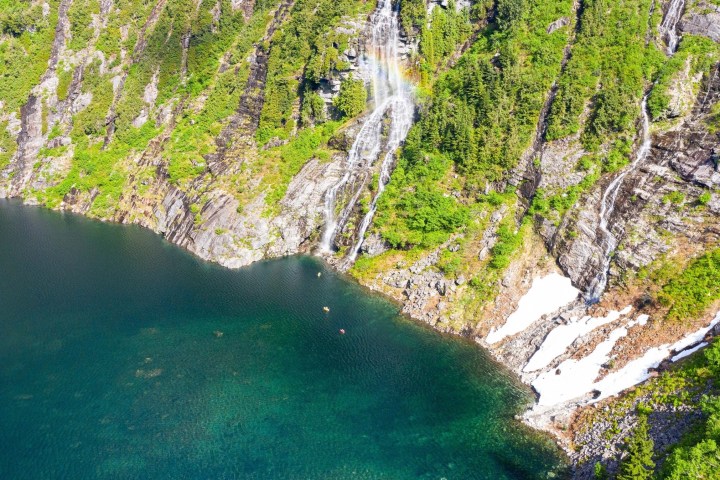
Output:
top-left (658, 0), bottom-right (685, 54)
top-left (586, 1), bottom-right (687, 301)
top-left (586, 96), bottom-right (652, 302)
top-left (319, 0), bottom-right (414, 255)
top-left (347, 67), bottom-right (414, 261)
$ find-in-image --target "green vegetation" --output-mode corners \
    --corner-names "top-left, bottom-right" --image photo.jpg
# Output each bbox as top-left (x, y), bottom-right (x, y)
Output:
top-left (261, 120), bottom-right (340, 211)
top-left (489, 222), bottom-right (522, 270)
top-left (256, 0), bottom-right (374, 143)
top-left (546, 0), bottom-right (658, 149)
top-left (657, 248), bottom-right (720, 322)
top-left (70, 59), bottom-right (114, 139)
top-left (67, 0), bottom-right (100, 51)
top-left (42, 121), bottom-right (160, 215)
top-left (698, 191), bottom-right (712, 206)
top-left (300, 90), bottom-right (326, 126)
top-left (0, 0), bottom-right (58, 111)
top-left (31, 0), bottom-right (262, 211)
top-left (0, 0), bottom-right (45, 37)
top-left (373, 0), bottom-right (574, 255)
top-left (0, 120), bottom-right (17, 168)
top-left (375, 149), bottom-right (468, 248)
top-left (661, 395), bottom-right (720, 479)
top-left (399, 0), bottom-right (427, 38)
top-left (409, 0), bottom-right (574, 186)
top-left (530, 162), bottom-right (600, 223)
top-left (56, 66), bottom-right (74, 101)
top-left (584, 335), bottom-right (720, 478)
top-left (112, 0), bottom-right (193, 136)
top-left (333, 77), bottom-right (367, 118)
top-left (633, 247), bottom-right (720, 325)
top-left (617, 414), bottom-right (655, 480)
top-left (0, 0), bottom-right (715, 344)
top-left (662, 191), bottom-right (686, 205)
top-left (648, 35), bottom-right (720, 121)
top-left (419, 1), bottom-right (472, 73)
top-left (650, 341), bottom-right (720, 479)
top-left (593, 462), bottom-right (608, 480)
top-left (165, 4), bottom-right (273, 186)
top-left (707, 101), bottom-right (720, 134)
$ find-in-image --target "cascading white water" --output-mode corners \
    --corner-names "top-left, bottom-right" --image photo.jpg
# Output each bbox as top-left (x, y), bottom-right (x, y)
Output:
top-left (658, 0), bottom-right (685, 54)
top-left (586, 96), bottom-right (651, 301)
top-left (346, 99), bottom-right (413, 262)
top-left (319, 0), bottom-right (414, 254)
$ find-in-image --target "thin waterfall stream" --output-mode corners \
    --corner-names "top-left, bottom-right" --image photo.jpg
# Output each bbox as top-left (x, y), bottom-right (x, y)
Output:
top-left (586, 95), bottom-right (652, 301)
top-left (319, 0), bottom-right (414, 256)
top-left (586, 1), bottom-right (685, 301)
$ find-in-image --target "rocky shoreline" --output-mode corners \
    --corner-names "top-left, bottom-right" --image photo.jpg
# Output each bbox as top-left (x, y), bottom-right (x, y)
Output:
top-left (1, 0), bottom-right (720, 477)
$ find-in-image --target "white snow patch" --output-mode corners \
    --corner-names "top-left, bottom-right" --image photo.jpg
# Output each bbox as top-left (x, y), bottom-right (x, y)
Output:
top-left (668, 313), bottom-right (719, 353)
top-left (671, 342), bottom-right (708, 362)
top-left (486, 273), bottom-right (579, 345)
top-left (523, 306), bottom-right (632, 372)
top-left (593, 346), bottom-right (670, 402)
top-left (532, 324), bottom-right (628, 406)
top-left (532, 311), bottom-right (720, 407)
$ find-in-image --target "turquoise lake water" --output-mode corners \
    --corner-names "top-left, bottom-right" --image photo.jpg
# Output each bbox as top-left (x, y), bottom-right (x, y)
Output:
top-left (0, 200), bottom-right (565, 479)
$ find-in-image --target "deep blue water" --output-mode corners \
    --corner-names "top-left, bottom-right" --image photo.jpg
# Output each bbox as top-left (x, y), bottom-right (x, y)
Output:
top-left (0, 200), bottom-right (565, 479)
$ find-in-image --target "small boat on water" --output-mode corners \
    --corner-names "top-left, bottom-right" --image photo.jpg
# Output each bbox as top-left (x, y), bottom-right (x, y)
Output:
top-left (323, 306), bottom-right (330, 313)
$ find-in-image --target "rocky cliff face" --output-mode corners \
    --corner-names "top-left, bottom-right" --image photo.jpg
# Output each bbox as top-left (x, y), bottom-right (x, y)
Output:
top-left (1, 0), bottom-right (720, 476)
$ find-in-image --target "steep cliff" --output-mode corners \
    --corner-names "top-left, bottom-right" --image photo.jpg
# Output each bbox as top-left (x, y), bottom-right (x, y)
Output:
top-left (2, 0), bottom-right (720, 476)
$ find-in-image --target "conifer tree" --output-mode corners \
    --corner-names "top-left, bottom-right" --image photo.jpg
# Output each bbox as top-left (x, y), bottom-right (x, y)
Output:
top-left (593, 462), bottom-right (608, 480)
top-left (617, 414), bottom-right (655, 480)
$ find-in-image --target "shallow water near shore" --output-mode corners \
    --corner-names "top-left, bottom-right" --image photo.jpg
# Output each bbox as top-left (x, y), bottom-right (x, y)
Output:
top-left (0, 199), bottom-right (565, 479)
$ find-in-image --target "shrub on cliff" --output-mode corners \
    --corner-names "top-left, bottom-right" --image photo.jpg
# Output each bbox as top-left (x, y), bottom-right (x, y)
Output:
top-left (333, 78), bottom-right (367, 119)
top-left (658, 248), bottom-right (720, 322)
top-left (660, 395), bottom-right (720, 479)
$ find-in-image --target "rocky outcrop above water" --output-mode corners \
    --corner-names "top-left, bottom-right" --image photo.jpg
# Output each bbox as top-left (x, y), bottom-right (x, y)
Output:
top-left (268, 158), bottom-right (346, 257)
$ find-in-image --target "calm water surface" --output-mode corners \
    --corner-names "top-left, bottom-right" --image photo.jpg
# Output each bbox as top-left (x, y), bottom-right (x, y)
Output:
top-left (0, 200), bottom-right (565, 479)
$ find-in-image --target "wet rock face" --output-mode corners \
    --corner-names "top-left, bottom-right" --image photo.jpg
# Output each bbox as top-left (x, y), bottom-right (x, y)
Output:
top-left (360, 232), bottom-right (389, 256)
top-left (680, 2), bottom-right (720, 42)
top-left (541, 66), bottom-right (720, 295)
top-left (10, 95), bottom-right (44, 195)
top-left (546, 16), bottom-right (569, 34)
top-left (269, 158), bottom-right (346, 257)
top-left (658, 76), bottom-right (720, 188)
top-left (550, 193), bottom-right (605, 292)
top-left (666, 133), bottom-right (720, 188)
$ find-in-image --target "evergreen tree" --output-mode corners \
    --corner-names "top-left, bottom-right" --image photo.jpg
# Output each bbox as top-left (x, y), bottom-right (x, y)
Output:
top-left (617, 414), bottom-right (655, 480)
top-left (593, 462), bottom-right (608, 480)
top-left (333, 77), bottom-right (367, 119)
